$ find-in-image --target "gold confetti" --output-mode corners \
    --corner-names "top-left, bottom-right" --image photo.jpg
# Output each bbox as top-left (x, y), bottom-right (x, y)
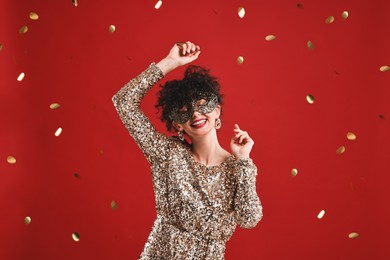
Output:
top-left (307, 40), bottom-right (314, 50)
top-left (7, 156), bottom-right (16, 164)
top-left (306, 94), bottom-right (314, 104)
top-left (237, 56), bottom-right (244, 64)
top-left (72, 0), bottom-right (78, 7)
top-left (17, 72), bottom-right (25, 82)
top-left (238, 7), bottom-right (245, 18)
top-left (29, 12), bottom-right (39, 20)
top-left (155, 0), bottom-right (162, 9)
top-left (50, 103), bottom-right (61, 109)
top-left (291, 168), bottom-right (298, 177)
top-left (108, 25), bottom-right (116, 33)
top-left (317, 210), bottom-right (325, 219)
top-left (265, 35), bottom-right (276, 41)
top-left (54, 127), bottom-right (63, 137)
top-left (348, 232), bottom-right (359, 239)
top-left (111, 201), bottom-right (118, 210)
top-left (0, 43), bottom-right (3, 51)
top-left (19, 25), bottom-right (28, 34)
top-left (325, 16), bottom-right (334, 24)
top-left (379, 65), bottom-right (390, 72)
top-left (347, 132), bottom-right (356, 141)
top-left (342, 11), bottom-right (349, 20)
top-left (336, 146), bottom-right (346, 154)
top-left (72, 232), bottom-right (80, 241)
top-left (24, 216), bottom-right (32, 224)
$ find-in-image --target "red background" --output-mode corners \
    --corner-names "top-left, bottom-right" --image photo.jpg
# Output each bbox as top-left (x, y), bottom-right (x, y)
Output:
top-left (1, 0), bottom-right (390, 259)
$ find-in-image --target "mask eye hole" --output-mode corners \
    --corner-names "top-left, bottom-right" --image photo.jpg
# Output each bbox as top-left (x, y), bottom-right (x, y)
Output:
top-left (195, 99), bottom-right (207, 106)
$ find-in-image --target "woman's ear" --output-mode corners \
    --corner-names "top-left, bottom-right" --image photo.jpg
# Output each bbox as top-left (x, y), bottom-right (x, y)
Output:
top-left (215, 105), bottom-right (221, 117)
top-left (172, 121), bottom-right (181, 131)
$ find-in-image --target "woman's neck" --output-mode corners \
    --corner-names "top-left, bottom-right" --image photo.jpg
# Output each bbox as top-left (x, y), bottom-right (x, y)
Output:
top-left (189, 130), bottom-right (229, 166)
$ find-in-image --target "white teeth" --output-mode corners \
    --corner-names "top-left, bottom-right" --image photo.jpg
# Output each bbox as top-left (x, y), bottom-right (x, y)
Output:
top-left (192, 119), bottom-right (206, 126)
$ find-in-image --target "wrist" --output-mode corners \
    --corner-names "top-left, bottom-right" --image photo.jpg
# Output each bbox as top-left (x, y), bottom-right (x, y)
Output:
top-left (156, 57), bottom-right (179, 75)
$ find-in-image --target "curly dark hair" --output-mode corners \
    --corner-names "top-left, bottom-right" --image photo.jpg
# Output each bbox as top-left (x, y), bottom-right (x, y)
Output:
top-left (155, 65), bottom-right (223, 131)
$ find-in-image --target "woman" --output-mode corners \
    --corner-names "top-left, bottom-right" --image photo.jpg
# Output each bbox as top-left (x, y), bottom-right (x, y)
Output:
top-left (112, 41), bottom-right (263, 259)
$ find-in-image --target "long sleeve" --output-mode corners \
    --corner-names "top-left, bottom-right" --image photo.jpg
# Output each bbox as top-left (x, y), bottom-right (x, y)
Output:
top-left (233, 158), bottom-right (263, 229)
top-left (112, 63), bottom-right (168, 165)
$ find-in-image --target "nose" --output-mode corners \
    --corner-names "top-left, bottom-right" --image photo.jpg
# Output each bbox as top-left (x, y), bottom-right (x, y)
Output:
top-left (192, 110), bottom-right (201, 118)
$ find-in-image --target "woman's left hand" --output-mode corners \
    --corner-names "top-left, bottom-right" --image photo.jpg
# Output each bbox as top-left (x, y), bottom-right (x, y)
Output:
top-left (230, 124), bottom-right (254, 160)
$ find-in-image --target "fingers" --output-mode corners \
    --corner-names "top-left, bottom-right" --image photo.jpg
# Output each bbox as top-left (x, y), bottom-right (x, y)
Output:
top-left (232, 124), bottom-right (254, 144)
top-left (176, 41), bottom-right (200, 56)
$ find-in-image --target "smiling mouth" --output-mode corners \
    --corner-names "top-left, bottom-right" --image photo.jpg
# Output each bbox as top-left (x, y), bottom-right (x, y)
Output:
top-left (191, 119), bottom-right (207, 127)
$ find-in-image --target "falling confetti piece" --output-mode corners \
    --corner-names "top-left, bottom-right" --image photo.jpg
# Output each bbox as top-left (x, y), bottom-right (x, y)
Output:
top-left (265, 35), bottom-right (276, 41)
top-left (72, 232), bottom-right (80, 241)
top-left (24, 216), bottom-right (32, 224)
top-left (348, 232), bottom-right (359, 239)
top-left (72, 0), bottom-right (78, 6)
top-left (336, 146), bottom-right (346, 154)
top-left (379, 65), bottom-right (390, 72)
top-left (19, 25), bottom-right (28, 34)
top-left (291, 168), bottom-right (298, 177)
top-left (74, 173), bottom-right (81, 179)
top-left (108, 25), bottom-right (116, 33)
top-left (7, 156), bottom-right (16, 164)
top-left (0, 43), bottom-right (3, 51)
top-left (325, 16), bottom-right (334, 24)
top-left (307, 40), bottom-right (314, 50)
top-left (296, 3), bottom-right (304, 9)
top-left (155, 0), bottom-right (162, 9)
top-left (238, 7), bottom-right (245, 18)
top-left (54, 127), bottom-right (63, 137)
top-left (29, 12), bottom-right (39, 20)
top-left (17, 72), bottom-right (25, 82)
top-left (379, 114), bottom-right (385, 120)
top-left (306, 94), bottom-right (314, 104)
top-left (317, 210), bottom-right (325, 219)
top-left (50, 103), bottom-right (61, 109)
top-left (347, 132), bottom-right (356, 141)
top-left (237, 56), bottom-right (244, 64)
top-left (342, 11), bottom-right (349, 20)
top-left (111, 201), bottom-right (118, 210)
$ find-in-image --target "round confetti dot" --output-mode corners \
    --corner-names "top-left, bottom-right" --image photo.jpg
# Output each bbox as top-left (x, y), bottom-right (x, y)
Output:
top-left (306, 94), bottom-right (314, 104)
top-left (17, 72), bottom-right (25, 82)
top-left (347, 132), bottom-right (356, 141)
top-left (19, 25), bottom-right (28, 34)
top-left (238, 7), bottom-right (245, 18)
top-left (54, 127), bottom-right (63, 137)
top-left (265, 35), bottom-right (276, 41)
top-left (7, 156), bottom-right (16, 164)
top-left (24, 216), bottom-right (32, 224)
top-left (307, 40), bottom-right (314, 50)
top-left (379, 114), bottom-right (385, 120)
top-left (237, 56), bottom-right (244, 64)
top-left (72, 232), bottom-right (80, 242)
top-left (72, 0), bottom-right (78, 7)
top-left (325, 16), bottom-right (334, 24)
top-left (109, 25), bottom-right (116, 33)
top-left (348, 232), bottom-right (359, 239)
top-left (50, 103), bottom-right (61, 109)
top-left (296, 3), bottom-right (304, 9)
top-left (336, 146), bottom-right (346, 154)
top-left (111, 201), bottom-right (118, 210)
top-left (155, 0), bottom-right (162, 9)
top-left (317, 210), bottom-right (325, 219)
top-left (291, 168), bottom-right (298, 177)
top-left (29, 12), bottom-right (39, 20)
top-left (342, 11), bottom-right (349, 20)
top-left (379, 65), bottom-right (390, 72)
top-left (74, 173), bottom-right (80, 179)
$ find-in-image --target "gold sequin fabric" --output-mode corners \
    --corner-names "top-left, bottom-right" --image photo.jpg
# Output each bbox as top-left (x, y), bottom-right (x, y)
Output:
top-left (112, 63), bottom-right (263, 259)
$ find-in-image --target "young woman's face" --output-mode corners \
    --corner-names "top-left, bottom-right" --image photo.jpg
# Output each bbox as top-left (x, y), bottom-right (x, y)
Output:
top-left (173, 99), bottom-right (221, 139)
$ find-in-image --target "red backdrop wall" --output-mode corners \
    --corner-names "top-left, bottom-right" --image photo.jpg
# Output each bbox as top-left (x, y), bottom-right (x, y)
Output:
top-left (1, 0), bottom-right (389, 259)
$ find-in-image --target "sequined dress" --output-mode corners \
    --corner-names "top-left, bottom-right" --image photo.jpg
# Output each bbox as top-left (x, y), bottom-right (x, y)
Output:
top-left (112, 63), bottom-right (263, 259)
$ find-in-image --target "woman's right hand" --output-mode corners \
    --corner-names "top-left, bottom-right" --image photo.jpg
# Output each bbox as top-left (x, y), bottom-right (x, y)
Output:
top-left (157, 41), bottom-right (201, 75)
